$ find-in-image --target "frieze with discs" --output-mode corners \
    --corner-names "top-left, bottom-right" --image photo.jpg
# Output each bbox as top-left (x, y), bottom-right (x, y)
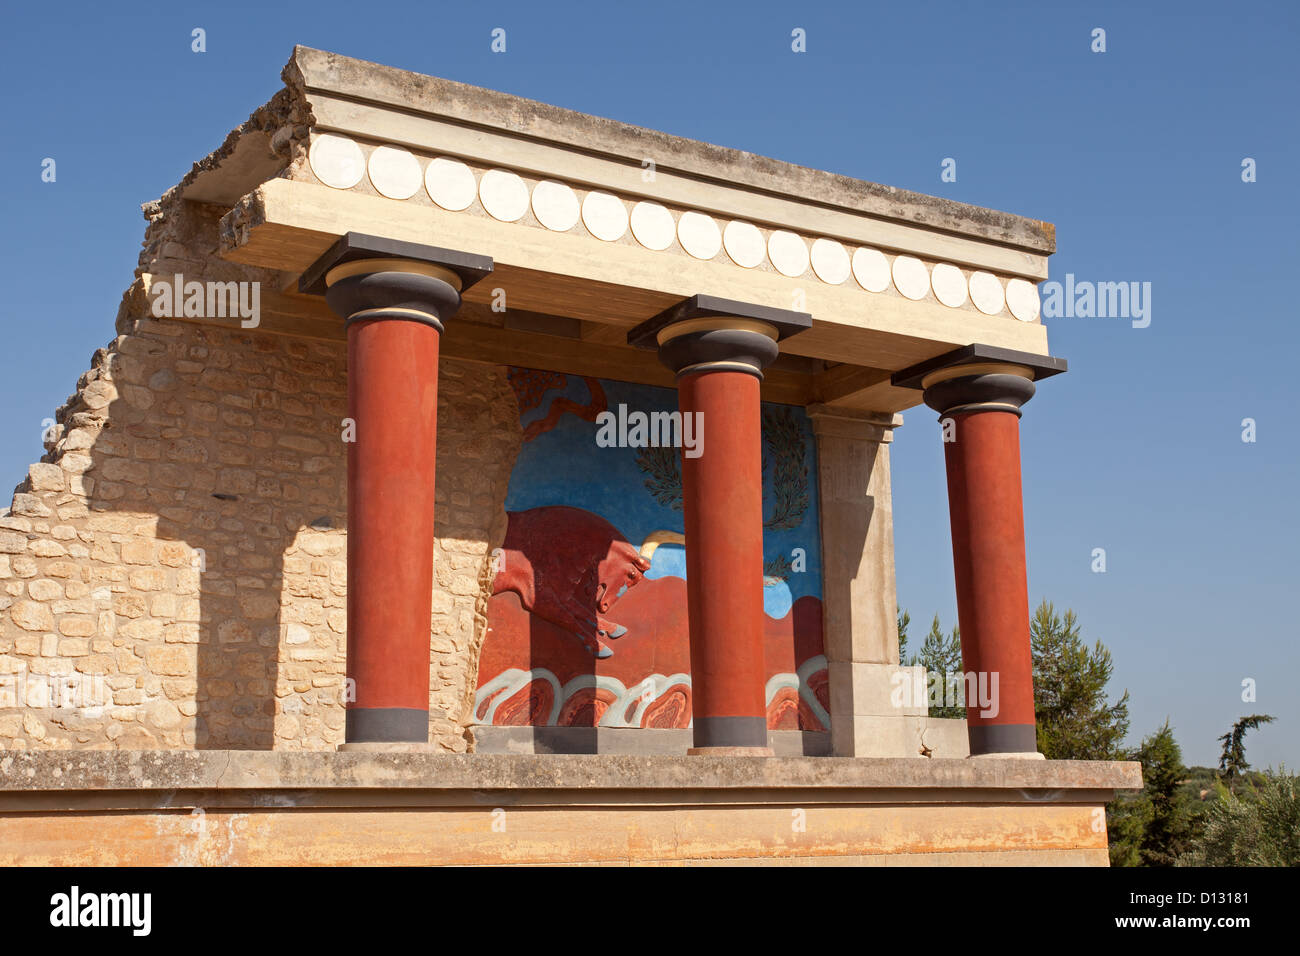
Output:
top-left (305, 133), bottom-right (1043, 323)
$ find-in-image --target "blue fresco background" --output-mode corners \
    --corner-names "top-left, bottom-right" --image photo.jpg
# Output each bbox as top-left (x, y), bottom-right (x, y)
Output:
top-left (506, 375), bottom-right (822, 619)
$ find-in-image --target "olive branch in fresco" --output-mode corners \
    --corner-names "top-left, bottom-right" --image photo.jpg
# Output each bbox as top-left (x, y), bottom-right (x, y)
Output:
top-left (636, 446), bottom-right (683, 512)
top-left (634, 407), bottom-right (809, 581)
top-left (760, 407), bottom-right (809, 532)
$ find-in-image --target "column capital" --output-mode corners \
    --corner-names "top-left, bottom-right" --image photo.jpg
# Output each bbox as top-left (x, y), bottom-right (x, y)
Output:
top-left (300, 232), bottom-right (493, 295)
top-left (892, 343), bottom-right (1067, 418)
top-left (299, 231), bottom-right (493, 332)
top-left (628, 294), bottom-right (810, 380)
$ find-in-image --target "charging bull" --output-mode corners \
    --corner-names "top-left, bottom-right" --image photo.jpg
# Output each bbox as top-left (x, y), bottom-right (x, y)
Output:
top-left (491, 506), bottom-right (659, 658)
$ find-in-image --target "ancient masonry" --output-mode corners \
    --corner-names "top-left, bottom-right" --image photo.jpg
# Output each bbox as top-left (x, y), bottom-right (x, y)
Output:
top-left (0, 81), bottom-right (522, 753)
top-left (3, 324), bottom-right (523, 751)
top-left (0, 46), bottom-right (1141, 867)
top-left (0, 47), bottom-right (1046, 757)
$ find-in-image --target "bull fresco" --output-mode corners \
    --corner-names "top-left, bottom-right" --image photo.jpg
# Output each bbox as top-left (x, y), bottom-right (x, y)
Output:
top-left (473, 369), bottom-right (828, 732)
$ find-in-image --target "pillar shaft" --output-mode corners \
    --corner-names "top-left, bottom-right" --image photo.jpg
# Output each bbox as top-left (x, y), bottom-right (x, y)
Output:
top-left (300, 233), bottom-right (492, 748)
top-left (894, 346), bottom-right (1065, 758)
top-left (941, 406), bottom-right (1037, 754)
top-left (345, 319), bottom-right (441, 742)
top-left (628, 294), bottom-right (811, 756)
top-left (679, 369), bottom-right (769, 749)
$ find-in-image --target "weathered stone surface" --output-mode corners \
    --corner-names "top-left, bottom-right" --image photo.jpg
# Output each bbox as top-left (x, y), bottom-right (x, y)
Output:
top-left (10, 601), bottom-right (53, 632)
top-left (0, 532), bottom-right (27, 554)
top-left (0, 323), bottom-right (513, 754)
top-left (0, 750), bottom-right (1141, 795)
top-left (27, 464), bottom-right (65, 493)
top-left (26, 579), bottom-right (62, 602)
top-left (144, 644), bottom-right (194, 677)
top-left (288, 46), bottom-right (1056, 254)
top-left (0, 750), bottom-right (1136, 866)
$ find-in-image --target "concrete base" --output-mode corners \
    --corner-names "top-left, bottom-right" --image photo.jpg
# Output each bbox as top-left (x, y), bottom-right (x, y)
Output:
top-left (338, 741), bottom-right (438, 752)
top-left (687, 747), bottom-right (775, 756)
top-left (0, 751), bottom-right (1140, 866)
top-left (831, 713), bottom-right (971, 758)
top-left (827, 663), bottom-right (974, 757)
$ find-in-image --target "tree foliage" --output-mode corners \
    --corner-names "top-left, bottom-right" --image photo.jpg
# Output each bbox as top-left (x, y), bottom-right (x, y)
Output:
top-left (911, 615), bottom-right (965, 720)
top-left (895, 601), bottom-right (1296, 867)
top-left (1179, 769), bottom-right (1300, 867)
top-left (896, 608), bottom-right (910, 663)
top-left (896, 601), bottom-right (1130, 737)
top-left (1109, 721), bottom-right (1203, 866)
top-left (1217, 714), bottom-right (1276, 784)
top-left (1030, 601), bottom-right (1130, 761)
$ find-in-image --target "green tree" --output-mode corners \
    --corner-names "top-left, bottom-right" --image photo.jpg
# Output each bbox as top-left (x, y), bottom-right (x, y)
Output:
top-left (1217, 714), bottom-right (1275, 785)
top-left (910, 615), bottom-right (965, 720)
top-left (896, 608), bottom-right (910, 663)
top-left (1030, 601), bottom-right (1129, 761)
top-left (1180, 768), bottom-right (1300, 866)
top-left (1132, 722), bottom-right (1200, 865)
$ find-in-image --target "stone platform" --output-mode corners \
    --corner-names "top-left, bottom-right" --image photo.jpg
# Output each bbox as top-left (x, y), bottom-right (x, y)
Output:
top-left (0, 751), bottom-right (1140, 866)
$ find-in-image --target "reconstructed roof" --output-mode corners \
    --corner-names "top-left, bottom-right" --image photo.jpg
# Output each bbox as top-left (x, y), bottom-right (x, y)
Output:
top-left (136, 46), bottom-right (1058, 413)
top-left (177, 47), bottom-right (1053, 253)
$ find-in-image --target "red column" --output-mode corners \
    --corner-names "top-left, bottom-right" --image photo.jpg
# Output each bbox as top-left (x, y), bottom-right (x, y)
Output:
top-left (300, 234), bottom-right (492, 747)
top-left (345, 318), bottom-right (442, 743)
top-left (630, 297), bottom-right (811, 755)
top-left (678, 369), bottom-right (770, 752)
top-left (921, 364), bottom-right (1042, 755)
top-left (941, 406), bottom-right (1037, 755)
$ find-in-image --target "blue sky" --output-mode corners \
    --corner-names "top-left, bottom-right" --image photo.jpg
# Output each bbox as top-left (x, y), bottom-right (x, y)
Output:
top-left (1, 1), bottom-right (1295, 767)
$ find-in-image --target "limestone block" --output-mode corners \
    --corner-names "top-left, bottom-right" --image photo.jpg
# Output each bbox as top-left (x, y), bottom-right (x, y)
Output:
top-left (27, 464), bottom-right (65, 493)
top-left (828, 661), bottom-right (929, 720)
top-left (11, 602), bottom-right (53, 632)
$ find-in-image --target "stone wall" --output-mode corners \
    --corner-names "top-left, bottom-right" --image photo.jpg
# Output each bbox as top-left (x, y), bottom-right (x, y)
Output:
top-left (0, 313), bottom-right (520, 752)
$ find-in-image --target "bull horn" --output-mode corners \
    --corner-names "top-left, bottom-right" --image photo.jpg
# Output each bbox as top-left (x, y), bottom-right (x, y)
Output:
top-left (639, 530), bottom-right (686, 561)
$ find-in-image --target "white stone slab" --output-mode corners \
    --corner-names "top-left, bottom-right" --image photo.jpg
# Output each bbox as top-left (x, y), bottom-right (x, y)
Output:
top-left (479, 168), bottom-right (530, 222)
top-left (308, 134), bottom-right (365, 190)
top-left (531, 180), bottom-right (580, 231)
top-left (424, 157), bottom-right (477, 211)
top-left (582, 191), bottom-right (628, 241)
top-left (367, 145), bottom-right (422, 200)
top-left (630, 201), bottom-right (676, 250)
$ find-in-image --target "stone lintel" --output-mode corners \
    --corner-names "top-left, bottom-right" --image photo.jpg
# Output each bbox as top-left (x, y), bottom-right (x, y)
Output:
top-left (289, 47), bottom-right (1057, 257)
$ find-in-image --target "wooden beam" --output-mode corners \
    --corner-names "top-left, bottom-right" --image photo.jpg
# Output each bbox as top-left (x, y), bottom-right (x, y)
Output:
top-left (139, 280), bottom-right (812, 405)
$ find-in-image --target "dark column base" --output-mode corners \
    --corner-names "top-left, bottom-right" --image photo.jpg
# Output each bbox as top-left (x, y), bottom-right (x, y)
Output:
top-left (967, 723), bottom-right (1038, 756)
top-left (345, 707), bottom-right (429, 745)
top-left (692, 715), bottom-right (769, 750)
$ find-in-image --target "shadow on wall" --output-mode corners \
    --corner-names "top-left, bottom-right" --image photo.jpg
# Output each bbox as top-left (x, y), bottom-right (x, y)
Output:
top-left (68, 319), bottom-right (351, 750)
top-left (14, 310), bottom-right (519, 752)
